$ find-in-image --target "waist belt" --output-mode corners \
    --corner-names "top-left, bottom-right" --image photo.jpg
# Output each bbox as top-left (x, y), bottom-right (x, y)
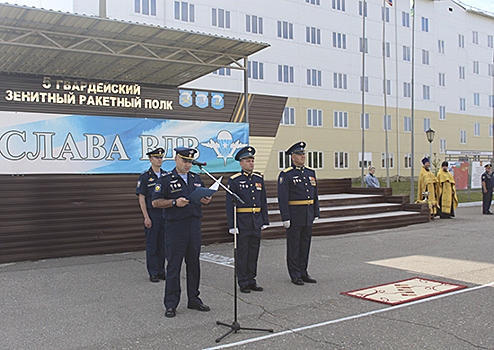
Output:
top-left (288, 200), bottom-right (314, 205)
top-left (236, 207), bottom-right (261, 213)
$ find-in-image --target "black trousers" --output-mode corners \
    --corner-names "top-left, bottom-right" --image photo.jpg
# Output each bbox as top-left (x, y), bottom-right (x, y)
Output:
top-left (483, 190), bottom-right (493, 213)
top-left (144, 209), bottom-right (166, 276)
top-left (286, 225), bottom-right (312, 280)
top-left (237, 228), bottom-right (261, 287)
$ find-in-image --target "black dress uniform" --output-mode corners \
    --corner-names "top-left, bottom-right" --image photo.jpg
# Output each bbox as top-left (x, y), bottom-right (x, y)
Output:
top-left (482, 164), bottom-right (494, 214)
top-left (135, 148), bottom-right (167, 280)
top-left (152, 147), bottom-right (207, 312)
top-left (226, 146), bottom-right (269, 292)
top-left (277, 142), bottom-right (320, 284)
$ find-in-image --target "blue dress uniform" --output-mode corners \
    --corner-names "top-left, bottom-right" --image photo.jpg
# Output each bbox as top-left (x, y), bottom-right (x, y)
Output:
top-left (481, 164), bottom-right (494, 214)
top-left (277, 142), bottom-right (320, 283)
top-left (135, 148), bottom-right (167, 280)
top-left (152, 148), bottom-right (207, 311)
top-left (226, 146), bottom-right (269, 291)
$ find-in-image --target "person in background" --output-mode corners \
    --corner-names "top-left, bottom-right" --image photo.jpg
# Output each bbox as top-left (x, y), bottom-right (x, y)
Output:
top-left (364, 166), bottom-right (380, 188)
top-left (436, 161), bottom-right (458, 219)
top-left (418, 157), bottom-right (439, 216)
top-left (135, 147), bottom-right (167, 283)
top-left (481, 163), bottom-right (494, 215)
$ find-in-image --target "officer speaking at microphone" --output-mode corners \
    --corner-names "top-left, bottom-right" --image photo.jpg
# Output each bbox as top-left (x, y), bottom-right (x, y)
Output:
top-left (152, 147), bottom-right (212, 318)
top-left (226, 146), bottom-right (269, 293)
top-left (277, 142), bottom-right (320, 286)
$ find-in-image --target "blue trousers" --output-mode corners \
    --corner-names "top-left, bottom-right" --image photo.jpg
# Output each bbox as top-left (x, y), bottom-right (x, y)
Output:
top-left (237, 228), bottom-right (261, 287)
top-left (164, 217), bottom-right (203, 309)
top-left (286, 225), bottom-right (312, 280)
top-left (144, 209), bottom-right (166, 276)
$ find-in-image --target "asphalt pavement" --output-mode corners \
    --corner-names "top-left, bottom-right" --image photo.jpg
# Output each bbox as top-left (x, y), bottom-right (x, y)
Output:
top-left (1, 205), bottom-right (493, 350)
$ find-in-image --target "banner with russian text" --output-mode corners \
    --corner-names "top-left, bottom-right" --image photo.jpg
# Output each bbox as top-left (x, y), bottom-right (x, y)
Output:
top-left (0, 111), bottom-right (249, 174)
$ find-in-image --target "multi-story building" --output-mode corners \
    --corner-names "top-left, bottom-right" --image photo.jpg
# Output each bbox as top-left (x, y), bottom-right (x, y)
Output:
top-left (46, 0), bottom-right (494, 179)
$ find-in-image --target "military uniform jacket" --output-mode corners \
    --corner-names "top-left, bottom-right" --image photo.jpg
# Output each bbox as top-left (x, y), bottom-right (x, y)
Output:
top-left (226, 171), bottom-right (269, 230)
top-left (277, 166), bottom-right (320, 226)
top-left (152, 168), bottom-right (204, 221)
top-left (482, 171), bottom-right (494, 190)
top-left (135, 167), bottom-right (168, 208)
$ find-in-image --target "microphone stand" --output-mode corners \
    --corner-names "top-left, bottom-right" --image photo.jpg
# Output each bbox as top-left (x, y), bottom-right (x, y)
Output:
top-left (197, 165), bottom-right (274, 343)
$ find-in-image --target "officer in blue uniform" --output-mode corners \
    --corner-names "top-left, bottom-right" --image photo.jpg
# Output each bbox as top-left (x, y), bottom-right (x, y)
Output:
top-left (152, 147), bottom-right (212, 318)
top-left (482, 163), bottom-right (494, 215)
top-left (226, 146), bottom-right (269, 293)
top-left (277, 142), bottom-right (320, 285)
top-left (135, 147), bottom-right (167, 283)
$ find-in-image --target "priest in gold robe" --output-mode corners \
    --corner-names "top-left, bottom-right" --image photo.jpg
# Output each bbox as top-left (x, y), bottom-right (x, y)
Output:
top-left (417, 157), bottom-right (439, 216)
top-left (436, 161), bottom-right (458, 219)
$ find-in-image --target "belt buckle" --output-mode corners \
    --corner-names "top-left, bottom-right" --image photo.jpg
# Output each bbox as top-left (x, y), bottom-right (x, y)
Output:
top-left (252, 207), bottom-right (256, 213)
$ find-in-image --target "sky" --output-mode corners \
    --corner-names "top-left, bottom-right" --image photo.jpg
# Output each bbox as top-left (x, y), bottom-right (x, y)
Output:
top-left (460, 0), bottom-right (494, 13)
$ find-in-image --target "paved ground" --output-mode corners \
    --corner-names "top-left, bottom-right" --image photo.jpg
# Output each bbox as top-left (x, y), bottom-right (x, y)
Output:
top-left (1, 206), bottom-right (494, 350)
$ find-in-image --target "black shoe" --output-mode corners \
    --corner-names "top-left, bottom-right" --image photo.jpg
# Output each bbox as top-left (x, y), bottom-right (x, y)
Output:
top-left (165, 308), bottom-right (176, 318)
top-left (240, 285), bottom-right (251, 293)
top-left (149, 275), bottom-right (159, 283)
top-left (157, 273), bottom-right (166, 280)
top-left (291, 278), bottom-right (304, 286)
top-left (249, 283), bottom-right (263, 292)
top-left (488, 212), bottom-right (493, 215)
top-left (187, 303), bottom-right (210, 312)
top-left (301, 275), bottom-right (317, 283)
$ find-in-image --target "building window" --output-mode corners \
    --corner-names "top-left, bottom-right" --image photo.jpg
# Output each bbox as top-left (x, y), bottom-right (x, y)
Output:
top-left (278, 151), bottom-right (291, 169)
top-left (278, 21), bottom-right (294, 39)
top-left (333, 32), bottom-right (347, 49)
top-left (474, 93), bottom-right (480, 106)
top-left (360, 76), bottom-right (369, 92)
top-left (382, 7), bottom-right (390, 22)
top-left (460, 130), bottom-right (467, 144)
top-left (490, 95), bottom-right (494, 108)
top-left (458, 34), bottom-right (465, 48)
top-left (403, 82), bottom-right (411, 98)
top-left (306, 0), bottom-right (321, 5)
top-left (439, 139), bottom-right (446, 153)
top-left (438, 40), bottom-right (445, 54)
top-left (421, 17), bottom-right (429, 32)
top-left (439, 106), bottom-right (446, 120)
top-left (212, 67), bottom-right (231, 76)
top-left (359, 1), bottom-right (368, 17)
top-left (358, 153), bottom-right (372, 169)
top-left (383, 79), bottom-right (391, 95)
top-left (333, 111), bottom-right (348, 128)
top-left (402, 12), bottom-right (410, 27)
top-left (381, 153), bottom-right (394, 169)
top-left (490, 124), bottom-right (493, 138)
top-left (307, 69), bottom-right (322, 86)
top-left (246, 14), bottom-right (263, 34)
top-left (212, 8), bottom-right (230, 28)
top-left (403, 46), bottom-right (410, 61)
top-left (472, 30), bottom-right (478, 44)
top-left (382, 42), bottom-right (391, 58)
top-left (459, 66), bottom-right (465, 80)
top-left (136, 0), bottom-right (157, 15)
top-left (460, 98), bottom-right (466, 111)
top-left (332, 0), bottom-right (345, 11)
top-left (404, 116), bottom-right (411, 132)
top-left (278, 65), bottom-right (294, 83)
top-left (489, 64), bottom-right (494, 77)
top-left (174, 1), bottom-right (194, 21)
top-left (422, 50), bottom-right (429, 65)
top-left (307, 109), bottom-right (323, 127)
top-left (474, 122), bottom-right (480, 136)
top-left (248, 61), bottom-right (264, 80)
top-left (489, 35), bottom-right (494, 48)
top-left (404, 153), bottom-right (412, 169)
top-left (335, 152), bottom-right (349, 169)
top-left (473, 61), bottom-right (479, 74)
top-left (423, 85), bottom-right (430, 100)
top-left (307, 151), bottom-right (323, 169)
top-left (359, 37), bottom-right (368, 53)
top-left (281, 107), bottom-right (295, 125)
top-left (333, 73), bottom-right (348, 89)
top-left (438, 73), bottom-right (445, 87)
top-left (306, 27), bottom-right (321, 45)
top-left (361, 113), bottom-right (370, 130)
top-left (383, 115), bottom-right (391, 131)
top-left (423, 118), bottom-right (431, 133)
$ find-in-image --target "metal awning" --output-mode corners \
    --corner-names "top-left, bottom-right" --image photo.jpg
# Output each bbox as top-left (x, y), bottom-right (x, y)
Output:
top-left (0, 3), bottom-right (269, 86)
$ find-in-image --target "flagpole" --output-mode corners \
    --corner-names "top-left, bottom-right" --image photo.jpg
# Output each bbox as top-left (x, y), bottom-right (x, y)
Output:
top-left (383, 0), bottom-right (390, 187)
top-left (492, 52), bottom-right (494, 164)
top-left (410, 0), bottom-right (416, 203)
top-left (361, 0), bottom-right (367, 187)
top-left (395, 0), bottom-right (400, 180)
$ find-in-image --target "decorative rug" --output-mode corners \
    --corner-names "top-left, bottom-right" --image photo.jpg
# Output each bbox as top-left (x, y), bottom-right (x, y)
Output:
top-left (341, 277), bottom-right (467, 305)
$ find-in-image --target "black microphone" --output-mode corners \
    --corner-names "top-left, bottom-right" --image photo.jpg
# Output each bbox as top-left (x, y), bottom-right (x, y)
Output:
top-left (192, 160), bottom-right (207, 167)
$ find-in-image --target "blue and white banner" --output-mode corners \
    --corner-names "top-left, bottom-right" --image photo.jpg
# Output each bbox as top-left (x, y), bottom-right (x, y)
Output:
top-left (0, 111), bottom-right (249, 174)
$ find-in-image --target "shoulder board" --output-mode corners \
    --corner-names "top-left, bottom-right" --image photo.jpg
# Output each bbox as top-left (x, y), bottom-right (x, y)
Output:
top-left (230, 172), bottom-right (242, 179)
top-left (189, 171), bottom-right (197, 177)
top-left (253, 172), bottom-right (263, 178)
top-left (140, 170), bottom-right (147, 175)
top-left (283, 167), bottom-right (293, 173)
top-left (164, 172), bottom-right (174, 177)
top-left (305, 166), bottom-right (314, 171)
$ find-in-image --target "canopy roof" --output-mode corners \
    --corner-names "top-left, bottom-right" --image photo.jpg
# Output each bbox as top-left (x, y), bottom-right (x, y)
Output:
top-left (0, 3), bottom-right (269, 86)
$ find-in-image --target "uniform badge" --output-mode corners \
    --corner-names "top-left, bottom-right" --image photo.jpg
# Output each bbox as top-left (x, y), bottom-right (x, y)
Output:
top-left (310, 176), bottom-right (316, 186)
top-left (279, 177), bottom-right (284, 184)
top-left (194, 183), bottom-right (202, 187)
top-left (148, 178), bottom-right (154, 182)
top-left (255, 183), bottom-right (262, 190)
top-left (179, 90), bottom-right (193, 107)
top-left (211, 93), bottom-right (224, 110)
top-left (195, 91), bottom-right (209, 108)
top-left (136, 180), bottom-right (141, 188)
top-left (155, 184), bottom-right (161, 192)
